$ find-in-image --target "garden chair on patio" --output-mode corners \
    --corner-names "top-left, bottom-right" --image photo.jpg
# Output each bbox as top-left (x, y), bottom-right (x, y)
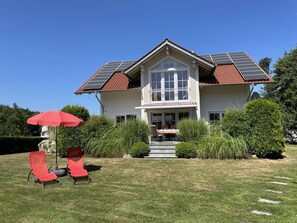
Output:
top-left (27, 151), bottom-right (61, 188)
top-left (67, 147), bottom-right (91, 184)
top-left (150, 125), bottom-right (164, 142)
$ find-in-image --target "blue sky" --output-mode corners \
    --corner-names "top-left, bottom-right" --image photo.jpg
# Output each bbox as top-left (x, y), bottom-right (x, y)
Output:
top-left (0, 0), bottom-right (296, 115)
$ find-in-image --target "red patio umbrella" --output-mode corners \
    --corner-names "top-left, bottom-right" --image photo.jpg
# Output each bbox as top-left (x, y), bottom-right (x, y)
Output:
top-left (27, 110), bottom-right (84, 169)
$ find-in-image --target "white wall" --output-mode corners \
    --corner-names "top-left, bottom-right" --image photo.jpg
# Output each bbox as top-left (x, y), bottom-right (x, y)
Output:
top-left (101, 90), bottom-right (141, 121)
top-left (200, 85), bottom-right (250, 121)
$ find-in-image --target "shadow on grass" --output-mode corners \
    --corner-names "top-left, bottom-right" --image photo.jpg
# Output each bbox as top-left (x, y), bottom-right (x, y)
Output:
top-left (85, 164), bottom-right (102, 172)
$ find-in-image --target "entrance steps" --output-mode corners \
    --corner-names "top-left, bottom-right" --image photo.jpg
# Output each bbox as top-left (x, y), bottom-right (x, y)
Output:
top-left (145, 141), bottom-right (178, 159)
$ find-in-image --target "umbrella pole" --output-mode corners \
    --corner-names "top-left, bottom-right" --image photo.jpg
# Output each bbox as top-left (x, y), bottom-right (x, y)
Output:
top-left (55, 127), bottom-right (58, 170)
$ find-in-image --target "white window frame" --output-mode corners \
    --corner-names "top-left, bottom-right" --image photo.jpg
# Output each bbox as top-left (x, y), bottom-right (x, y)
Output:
top-left (149, 57), bottom-right (190, 103)
top-left (114, 113), bottom-right (137, 124)
top-left (149, 110), bottom-right (192, 129)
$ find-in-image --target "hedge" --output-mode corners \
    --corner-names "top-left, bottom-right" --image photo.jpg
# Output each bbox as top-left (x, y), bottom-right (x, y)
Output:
top-left (245, 99), bottom-right (285, 158)
top-left (0, 136), bottom-right (43, 155)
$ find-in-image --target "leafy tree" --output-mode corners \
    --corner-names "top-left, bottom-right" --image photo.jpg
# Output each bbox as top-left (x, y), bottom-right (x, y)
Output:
top-left (263, 46), bottom-right (297, 132)
top-left (0, 103), bottom-right (39, 136)
top-left (259, 57), bottom-right (272, 74)
top-left (58, 105), bottom-right (90, 156)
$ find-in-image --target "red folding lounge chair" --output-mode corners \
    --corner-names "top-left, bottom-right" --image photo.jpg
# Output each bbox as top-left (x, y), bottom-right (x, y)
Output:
top-left (67, 147), bottom-right (91, 184)
top-left (27, 151), bottom-right (61, 188)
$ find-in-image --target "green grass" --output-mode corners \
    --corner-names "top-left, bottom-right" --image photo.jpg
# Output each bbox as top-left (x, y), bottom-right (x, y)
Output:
top-left (1, 145), bottom-right (297, 222)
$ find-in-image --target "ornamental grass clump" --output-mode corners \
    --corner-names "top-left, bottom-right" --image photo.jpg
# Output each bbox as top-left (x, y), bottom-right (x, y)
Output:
top-left (119, 119), bottom-right (150, 154)
top-left (198, 133), bottom-right (248, 159)
top-left (177, 119), bottom-right (208, 142)
top-left (84, 128), bottom-right (124, 158)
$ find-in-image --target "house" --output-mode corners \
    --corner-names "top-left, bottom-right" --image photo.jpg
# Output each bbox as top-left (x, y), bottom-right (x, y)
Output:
top-left (75, 39), bottom-right (272, 129)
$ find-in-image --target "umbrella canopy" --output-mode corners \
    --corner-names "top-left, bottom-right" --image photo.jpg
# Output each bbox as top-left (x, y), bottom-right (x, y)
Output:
top-left (27, 110), bottom-right (84, 170)
top-left (27, 110), bottom-right (84, 127)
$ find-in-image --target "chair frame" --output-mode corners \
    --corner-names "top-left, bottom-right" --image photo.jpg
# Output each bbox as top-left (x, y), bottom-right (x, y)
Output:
top-left (27, 151), bottom-right (61, 188)
top-left (66, 147), bottom-right (91, 185)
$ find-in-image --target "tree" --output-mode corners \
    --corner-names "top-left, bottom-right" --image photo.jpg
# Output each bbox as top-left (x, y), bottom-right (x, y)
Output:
top-left (259, 57), bottom-right (272, 74)
top-left (57, 105), bottom-right (90, 156)
top-left (263, 46), bottom-right (297, 132)
top-left (0, 104), bottom-right (39, 136)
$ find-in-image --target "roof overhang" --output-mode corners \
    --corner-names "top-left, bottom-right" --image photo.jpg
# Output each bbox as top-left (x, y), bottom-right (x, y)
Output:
top-left (125, 39), bottom-right (215, 75)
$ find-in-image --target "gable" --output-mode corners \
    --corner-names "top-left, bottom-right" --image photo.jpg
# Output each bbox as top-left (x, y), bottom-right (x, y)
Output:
top-left (124, 39), bottom-right (215, 76)
top-left (75, 39), bottom-right (272, 95)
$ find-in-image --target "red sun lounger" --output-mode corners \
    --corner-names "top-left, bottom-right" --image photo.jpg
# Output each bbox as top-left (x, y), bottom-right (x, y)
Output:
top-left (67, 147), bottom-right (91, 184)
top-left (28, 151), bottom-right (61, 188)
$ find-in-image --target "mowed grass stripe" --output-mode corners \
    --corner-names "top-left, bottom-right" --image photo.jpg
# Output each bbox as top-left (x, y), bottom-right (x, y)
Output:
top-left (0, 145), bottom-right (296, 222)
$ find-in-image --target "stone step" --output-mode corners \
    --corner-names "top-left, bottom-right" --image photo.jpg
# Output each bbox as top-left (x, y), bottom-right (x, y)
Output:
top-left (149, 150), bottom-right (175, 154)
top-left (149, 145), bottom-right (176, 149)
top-left (146, 153), bottom-right (177, 158)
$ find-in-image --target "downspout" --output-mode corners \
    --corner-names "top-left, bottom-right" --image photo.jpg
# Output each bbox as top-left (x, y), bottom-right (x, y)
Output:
top-left (247, 84), bottom-right (255, 102)
top-left (95, 91), bottom-right (104, 115)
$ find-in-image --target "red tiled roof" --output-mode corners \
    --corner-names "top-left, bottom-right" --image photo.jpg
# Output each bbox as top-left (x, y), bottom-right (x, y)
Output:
top-left (100, 71), bottom-right (140, 92)
top-left (75, 69), bottom-right (140, 94)
top-left (200, 64), bottom-right (273, 86)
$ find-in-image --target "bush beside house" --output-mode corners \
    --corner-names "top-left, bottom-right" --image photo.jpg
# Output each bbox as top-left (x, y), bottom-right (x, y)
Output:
top-left (245, 99), bottom-right (285, 158)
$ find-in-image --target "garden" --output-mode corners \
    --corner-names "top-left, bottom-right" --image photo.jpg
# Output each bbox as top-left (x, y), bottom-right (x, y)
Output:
top-left (51, 99), bottom-right (285, 161)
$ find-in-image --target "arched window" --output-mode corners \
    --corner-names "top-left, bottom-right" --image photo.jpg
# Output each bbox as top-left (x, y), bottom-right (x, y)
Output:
top-left (150, 58), bottom-right (189, 102)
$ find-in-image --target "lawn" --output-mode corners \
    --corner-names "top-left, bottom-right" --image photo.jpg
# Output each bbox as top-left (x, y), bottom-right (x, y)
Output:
top-left (0, 145), bottom-right (297, 223)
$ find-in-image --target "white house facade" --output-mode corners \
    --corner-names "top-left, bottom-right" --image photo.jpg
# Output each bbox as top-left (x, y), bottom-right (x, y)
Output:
top-left (75, 39), bottom-right (272, 129)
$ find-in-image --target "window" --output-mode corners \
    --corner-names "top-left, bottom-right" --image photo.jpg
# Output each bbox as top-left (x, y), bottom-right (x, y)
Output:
top-left (164, 71), bottom-right (175, 101)
top-left (178, 71), bottom-right (188, 100)
top-left (152, 113), bottom-right (162, 129)
top-left (126, 115), bottom-right (137, 120)
top-left (150, 57), bottom-right (189, 102)
top-left (209, 112), bottom-right (224, 122)
top-left (116, 114), bottom-right (137, 124)
top-left (116, 116), bottom-right (125, 124)
top-left (151, 72), bottom-right (162, 101)
top-left (165, 113), bottom-right (176, 129)
top-left (178, 112), bottom-right (189, 120)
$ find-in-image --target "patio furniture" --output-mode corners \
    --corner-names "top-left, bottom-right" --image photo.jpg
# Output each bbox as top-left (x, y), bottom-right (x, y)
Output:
top-left (67, 147), bottom-right (91, 184)
top-left (27, 151), bottom-right (61, 188)
top-left (151, 125), bottom-right (164, 141)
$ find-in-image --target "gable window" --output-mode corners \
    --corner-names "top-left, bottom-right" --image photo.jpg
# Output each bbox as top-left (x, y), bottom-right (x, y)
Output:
top-left (150, 58), bottom-right (189, 102)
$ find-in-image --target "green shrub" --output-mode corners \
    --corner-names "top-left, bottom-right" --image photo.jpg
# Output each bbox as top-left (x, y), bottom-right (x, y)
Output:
top-left (119, 119), bottom-right (150, 154)
top-left (62, 105), bottom-right (90, 122)
top-left (221, 109), bottom-right (249, 137)
top-left (81, 115), bottom-right (113, 145)
top-left (245, 99), bottom-right (285, 158)
top-left (130, 142), bottom-right (150, 158)
top-left (58, 105), bottom-right (90, 157)
top-left (198, 134), bottom-right (248, 159)
top-left (175, 142), bottom-right (197, 158)
top-left (0, 136), bottom-right (42, 154)
top-left (177, 119), bottom-right (208, 142)
top-left (84, 128), bottom-right (124, 158)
